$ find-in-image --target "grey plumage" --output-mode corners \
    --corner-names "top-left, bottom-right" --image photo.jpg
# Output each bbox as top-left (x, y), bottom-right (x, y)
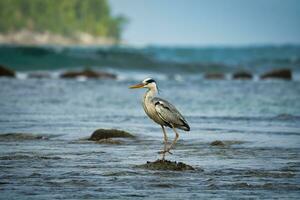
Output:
top-left (152, 97), bottom-right (190, 131)
top-left (130, 77), bottom-right (190, 160)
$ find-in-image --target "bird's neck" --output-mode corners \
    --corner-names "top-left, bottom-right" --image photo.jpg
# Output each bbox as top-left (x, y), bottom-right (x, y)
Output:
top-left (144, 87), bottom-right (158, 100)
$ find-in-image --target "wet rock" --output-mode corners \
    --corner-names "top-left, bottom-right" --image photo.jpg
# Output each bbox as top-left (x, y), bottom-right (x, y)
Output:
top-left (0, 64), bottom-right (15, 77)
top-left (210, 140), bottom-right (225, 146)
top-left (204, 73), bottom-right (225, 80)
top-left (232, 71), bottom-right (252, 80)
top-left (60, 69), bottom-right (116, 79)
top-left (137, 159), bottom-right (195, 171)
top-left (95, 138), bottom-right (122, 145)
top-left (210, 140), bottom-right (245, 147)
top-left (89, 129), bottom-right (135, 141)
top-left (260, 69), bottom-right (292, 80)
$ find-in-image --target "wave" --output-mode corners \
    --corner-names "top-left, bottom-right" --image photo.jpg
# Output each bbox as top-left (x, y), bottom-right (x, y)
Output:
top-left (208, 182), bottom-right (300, 190)
top-left (189, 115), bottom-right (300, 122)
top-left (1, 45), bottom-right (300, 73)
top-left (0, 133), bottom-right (61, 141)
top-left (0, 154), bottom-right (62, 160)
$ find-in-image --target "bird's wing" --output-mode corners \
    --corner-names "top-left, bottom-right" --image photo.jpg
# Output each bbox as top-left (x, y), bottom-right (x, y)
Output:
top-left (152, 97), bottom-right (190, 130)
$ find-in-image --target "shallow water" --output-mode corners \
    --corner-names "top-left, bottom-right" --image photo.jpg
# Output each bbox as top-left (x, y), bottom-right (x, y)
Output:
top-left (0, 76), bottom-right (300, 199)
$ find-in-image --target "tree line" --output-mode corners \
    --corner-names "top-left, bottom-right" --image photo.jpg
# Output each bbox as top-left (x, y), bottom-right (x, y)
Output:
top-left (0, 0), bottom-right (127, 41)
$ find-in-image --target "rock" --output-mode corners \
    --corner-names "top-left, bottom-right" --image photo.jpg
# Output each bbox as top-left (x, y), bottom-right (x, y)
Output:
top-left (210, 140), bottom-right (245, 147)
top-left (89, 129), bottom-right (135, 141)
top-left (233, 71), bottom-right (252, 80)
top-left (137, 159), bottom-right (195, 171)
top-left (95, 138), bottom-right (122, 145)
top-left (60, 69), bottom-right (116, 79)
top-left (204, 73), bottom-right (225, 80)
top-left (260, 69), bottom-right (292, 80)
top-left (0, 65), bottom-right (15, 77)
top-left (210, 140), bottom-right (225, 146)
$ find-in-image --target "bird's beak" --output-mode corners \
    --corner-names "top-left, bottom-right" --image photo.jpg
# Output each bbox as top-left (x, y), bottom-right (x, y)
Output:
top-left (129, 83), bottom-right (145, 89)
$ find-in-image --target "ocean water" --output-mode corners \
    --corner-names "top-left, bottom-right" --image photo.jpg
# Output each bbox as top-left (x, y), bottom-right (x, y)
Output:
top-left (0, 45), bottom-right (300, 199)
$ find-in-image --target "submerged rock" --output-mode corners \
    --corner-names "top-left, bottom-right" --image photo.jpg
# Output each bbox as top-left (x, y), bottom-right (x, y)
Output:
top-left (233, 71), bottom-right (253, 80)
top-left (0, 65), bottom-right (15, 77)
top-left (95, 138), bottom-right (122, 145)
top-left (275, 113), bottom-right (295, 120)
top-left (60, 69), bottom-right (116, 79)
top-left (137, 159), bottom-right (195, 171)
top-left (210, 140), bottom-right (225, 146)
top-left (0, 133), bottom-right (48, 141)
top-left (260, 69), bottom-right (292, 80)
top-left (89, 129), bottom-right (135, 141)
top-left (210, 140), bottom-right (245, 147)
top-left (204, 73), bottom-right (225, 80)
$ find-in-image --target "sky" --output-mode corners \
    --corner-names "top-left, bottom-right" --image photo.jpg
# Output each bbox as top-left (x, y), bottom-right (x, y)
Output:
top-left (109, 0), bottom-right (300, 46)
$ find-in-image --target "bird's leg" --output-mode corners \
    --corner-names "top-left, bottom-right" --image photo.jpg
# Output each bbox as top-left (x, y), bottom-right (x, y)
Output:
top-left (166, 127), bottom-right (179, 153)
top-left (158, 125), bottom-right (171, 160)
top-left (162, 126), bottom-right (168, 153)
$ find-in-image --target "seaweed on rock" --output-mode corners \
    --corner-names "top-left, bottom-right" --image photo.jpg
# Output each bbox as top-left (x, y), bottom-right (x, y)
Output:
top-left (137, 159), bottom-right (195, 171)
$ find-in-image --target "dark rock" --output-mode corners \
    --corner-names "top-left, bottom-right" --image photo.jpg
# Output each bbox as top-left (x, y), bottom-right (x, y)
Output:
top-left (233, 71), bottom-right (253, 80)
top-left (60, 69), bottom-right (116, 79)
top-left (210, 140), bottom-right (225, 146)
top-left (137, 159), bottom-right (195, 171)
top-left (95, 138), bottom-right (122, 145)
top-left (0, 65), bottom-right (15, 77)
top-left (260, 69), bottom-right (292, 80)
top-left (204, 73), bottom-right (225, 80)
top-left (89, 129), bottom-right (135, 141)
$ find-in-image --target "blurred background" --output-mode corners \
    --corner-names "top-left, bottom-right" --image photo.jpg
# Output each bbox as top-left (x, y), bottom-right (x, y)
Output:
top-left (0, 1), bottom-right (300, 199)
top-left (0, 0), bottom-right (299, 75)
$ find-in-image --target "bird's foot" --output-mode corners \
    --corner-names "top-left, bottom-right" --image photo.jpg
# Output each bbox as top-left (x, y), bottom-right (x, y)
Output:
top-left (158, 150), bottom-right (173, 155)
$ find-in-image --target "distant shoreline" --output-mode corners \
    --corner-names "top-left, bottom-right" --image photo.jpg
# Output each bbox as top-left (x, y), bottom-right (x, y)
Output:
top-left (0, 30), bottom-right (120, 46)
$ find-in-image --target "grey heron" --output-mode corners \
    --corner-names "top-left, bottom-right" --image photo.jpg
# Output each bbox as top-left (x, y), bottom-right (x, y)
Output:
top-left (129, 78), bottom-right (190, 160)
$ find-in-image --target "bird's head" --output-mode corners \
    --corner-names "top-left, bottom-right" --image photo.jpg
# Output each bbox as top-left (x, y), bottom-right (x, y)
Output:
top-left (129, 78), bottom-right (158, 91)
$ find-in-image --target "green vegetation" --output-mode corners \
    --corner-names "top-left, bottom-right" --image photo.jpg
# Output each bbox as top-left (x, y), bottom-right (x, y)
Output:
top-left (0, 0), bottom-right (127, 41)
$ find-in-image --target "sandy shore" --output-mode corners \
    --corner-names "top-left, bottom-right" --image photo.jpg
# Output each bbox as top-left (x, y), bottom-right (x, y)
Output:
top-left (0, 30), bottom-right (119, 46)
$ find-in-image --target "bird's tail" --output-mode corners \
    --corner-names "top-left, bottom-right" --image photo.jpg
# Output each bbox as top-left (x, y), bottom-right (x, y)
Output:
top-left (179, 120), bottom-right (190, 131)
